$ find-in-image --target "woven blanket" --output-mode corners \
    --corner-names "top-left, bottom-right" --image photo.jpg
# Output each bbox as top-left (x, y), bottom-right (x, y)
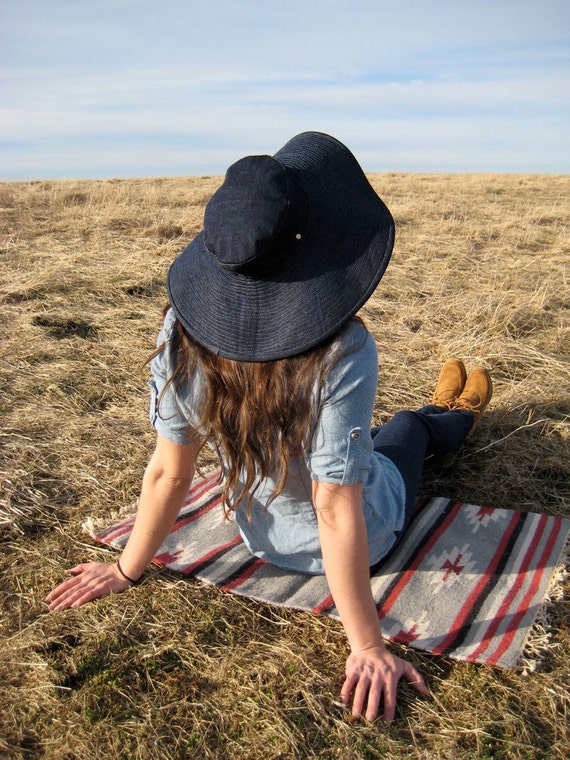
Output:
top-left (96, 469), bottom-right (569, 669)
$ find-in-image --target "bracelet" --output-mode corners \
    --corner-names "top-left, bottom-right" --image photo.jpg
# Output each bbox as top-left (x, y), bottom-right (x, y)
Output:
top-left (116, 559), bottom-right (141, 586)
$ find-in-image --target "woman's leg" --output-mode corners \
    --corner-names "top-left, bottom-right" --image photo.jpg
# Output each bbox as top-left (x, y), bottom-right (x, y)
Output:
top-left (372, 405), bottom-right (473, 526)
top-left (372, 362), bottom-right (492, 528)
top-left (369, 365), bottom-right (492, 572)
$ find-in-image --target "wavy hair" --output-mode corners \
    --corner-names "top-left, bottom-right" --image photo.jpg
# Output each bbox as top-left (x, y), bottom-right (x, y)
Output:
top-left (155, 308), bottom-right (344, 517)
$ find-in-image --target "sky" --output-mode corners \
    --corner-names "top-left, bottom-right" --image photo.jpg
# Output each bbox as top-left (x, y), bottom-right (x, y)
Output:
top-left (1, 0), bottom-right (569, 179)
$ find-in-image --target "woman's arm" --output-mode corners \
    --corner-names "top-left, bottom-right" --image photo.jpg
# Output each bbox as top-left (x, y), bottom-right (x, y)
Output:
top-left (45, 434), bottom-right (200, 610)
top-left (313, 480), bottom-right (428, 723)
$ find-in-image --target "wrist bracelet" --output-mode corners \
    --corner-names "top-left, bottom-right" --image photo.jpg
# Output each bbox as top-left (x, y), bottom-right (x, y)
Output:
top-left (116, 559), bottom-right (141, 586)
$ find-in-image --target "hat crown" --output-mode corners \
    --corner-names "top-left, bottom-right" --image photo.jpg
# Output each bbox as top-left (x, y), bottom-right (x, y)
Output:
top-left (203, 155), bottom-right (306, 272)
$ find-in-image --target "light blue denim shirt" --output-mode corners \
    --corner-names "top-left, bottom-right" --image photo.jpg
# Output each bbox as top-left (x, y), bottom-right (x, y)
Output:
top-left (149, 309), bottom-right (405, 574)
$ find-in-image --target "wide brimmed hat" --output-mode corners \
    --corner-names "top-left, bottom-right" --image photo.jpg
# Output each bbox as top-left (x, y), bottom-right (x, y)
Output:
top-left (167, 131), bottom-right (394, 361)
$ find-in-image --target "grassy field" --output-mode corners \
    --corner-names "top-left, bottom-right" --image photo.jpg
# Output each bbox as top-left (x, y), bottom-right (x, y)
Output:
top-left (0, 172), bottom-right (568, 759)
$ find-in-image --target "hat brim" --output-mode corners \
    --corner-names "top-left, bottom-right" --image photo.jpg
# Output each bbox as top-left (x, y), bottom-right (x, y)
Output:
top-left (167, 132), bottom-right (394, 361)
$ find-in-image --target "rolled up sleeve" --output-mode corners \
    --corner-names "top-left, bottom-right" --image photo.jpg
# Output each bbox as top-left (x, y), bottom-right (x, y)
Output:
top-left (148, 310), bottom-right (202, 445)
top-left (307, 325), bottom-right (378, 486)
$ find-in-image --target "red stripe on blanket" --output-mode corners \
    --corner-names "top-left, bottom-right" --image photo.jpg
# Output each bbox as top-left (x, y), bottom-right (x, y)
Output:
top-left (313, 499), bottom-right (461, 617)
top-left (181, 469), bottom-right (222, 507)
top-left (97, 471), bottom-right (222, 544)
top-left (97, 515), bottom-right (137, 544)
top-left (465, 513), bottom-right (547, 661)
top-left (379, 500), bottom-right (464, 617)
top-left (312, 500), bottom-right (462, 617)
top-left (312, 594), bottom-right (334, 615)
top-left (172, 494), bottom-right (223, 530)
top-left (486, 515), bottom-right (560, 666)
top-left (153, 548), bottom-right (184, 566)
top-left (432, 509), bottom-right (523, 657)
top-left (220, 558), bottom-right (266, 591)
top-left (181, 535), bottom-right (243, 575)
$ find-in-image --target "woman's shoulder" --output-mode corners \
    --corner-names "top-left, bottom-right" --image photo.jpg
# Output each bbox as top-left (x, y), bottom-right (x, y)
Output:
top-left (158, 306), bottom-right (177, 342)
top-left (321, 319), bottom-right (378, 401)
top-left (329, 318), bottom-right (377, 361)
top-left (151, 307), bottom-right (197, 391)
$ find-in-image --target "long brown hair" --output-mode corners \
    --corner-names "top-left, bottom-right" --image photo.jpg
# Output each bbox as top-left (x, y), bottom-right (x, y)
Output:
top-left (155, 308), bottom-right (343, 516)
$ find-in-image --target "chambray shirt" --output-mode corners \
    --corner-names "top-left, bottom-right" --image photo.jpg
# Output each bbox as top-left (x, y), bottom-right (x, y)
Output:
top-left (149, 309), bottom-right (405, 574)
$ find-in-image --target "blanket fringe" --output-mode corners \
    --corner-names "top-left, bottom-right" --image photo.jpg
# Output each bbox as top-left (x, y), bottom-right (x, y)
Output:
top-left (82, 504), bottom-right (136, 540)
top-left (82, 516), bottom-right (99, 540)
top-left (517, 532), bottom-right (569, 674)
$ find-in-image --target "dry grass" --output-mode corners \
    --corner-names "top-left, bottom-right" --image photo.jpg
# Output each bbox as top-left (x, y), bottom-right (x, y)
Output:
top-left (1, 172), bottom-right (569, 760)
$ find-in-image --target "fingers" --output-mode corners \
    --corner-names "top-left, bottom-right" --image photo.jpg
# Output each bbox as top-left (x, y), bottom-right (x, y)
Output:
top-left (45, 576), bottom-right (97, 610)
top-left (44, 576), bottom-right (83, 607)
top-left (379, 663), bottom-right (430, 723)
top-left (355, 673), bottom-right (396, 724)
top-left (341, 654), bottom-right (429, 724)
top-left (341, 670), bottom-right (385, 723)
top-left (54, 583), bottom-right (102, 610)
top-left (351, 676), bottom-right (371, 720)
top-left (68, 563), bottom-right (90, 575)
top-left (342, 672), bottom-right (392, 724)
top-left (365, 679), bottom-right (383, 723)
top-left (340, 672), bottom-right (358, 708)
top-left (44, 564), bottom-right (91, 604)
top-left (381, 676), bottom-right (397, 724)
top-left (44, 563), bottom-right (130, 611)
top-left (47, 587), bottom-right (82, 611)
top-left (404, 662), bottom-right (430, 696)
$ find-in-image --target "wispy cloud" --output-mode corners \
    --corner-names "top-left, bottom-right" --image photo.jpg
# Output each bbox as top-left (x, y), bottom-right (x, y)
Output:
top-left (2, 0), bottom-right (569, 178)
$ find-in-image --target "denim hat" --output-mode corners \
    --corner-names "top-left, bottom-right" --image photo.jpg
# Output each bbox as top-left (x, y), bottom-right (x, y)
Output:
top-left (167, 131), bottom-right (394, 361)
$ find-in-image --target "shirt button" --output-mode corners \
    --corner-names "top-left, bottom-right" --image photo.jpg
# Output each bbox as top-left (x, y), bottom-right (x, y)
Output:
top-left (350, 431), bottom-right (360, 440)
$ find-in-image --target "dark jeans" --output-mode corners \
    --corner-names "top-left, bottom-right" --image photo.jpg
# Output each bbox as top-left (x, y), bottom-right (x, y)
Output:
top-left (371, 405), bottom-right (474, 530)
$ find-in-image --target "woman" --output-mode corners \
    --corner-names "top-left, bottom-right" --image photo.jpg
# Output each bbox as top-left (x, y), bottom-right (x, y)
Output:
top-left (46, 132), bottom-right (492, 723)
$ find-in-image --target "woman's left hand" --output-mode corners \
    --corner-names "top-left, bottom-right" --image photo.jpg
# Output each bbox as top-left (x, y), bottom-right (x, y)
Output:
top-left (341, 645), bottom-right (429, 723)
top-left (44, 562), bottom-right (133, 611)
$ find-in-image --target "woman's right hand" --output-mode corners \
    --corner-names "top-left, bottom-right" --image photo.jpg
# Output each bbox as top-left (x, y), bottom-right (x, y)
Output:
top-left (44, 562), bottom-right (133, 611)
top-left (341, 645), bottom-right (429, 723)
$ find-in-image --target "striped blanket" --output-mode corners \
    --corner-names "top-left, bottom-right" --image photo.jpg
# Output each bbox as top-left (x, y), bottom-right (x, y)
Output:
top-left (96, 469), bottom-right (569, 669)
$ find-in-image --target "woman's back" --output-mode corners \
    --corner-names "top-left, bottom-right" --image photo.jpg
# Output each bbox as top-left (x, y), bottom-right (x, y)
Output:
top-left (150, 310), bottom-right (406, 572)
